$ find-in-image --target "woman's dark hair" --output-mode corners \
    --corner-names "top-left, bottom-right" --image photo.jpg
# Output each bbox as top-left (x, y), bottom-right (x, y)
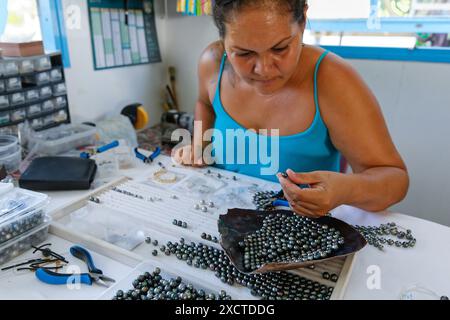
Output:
top-left (213, 0), bottom-right (308, 38)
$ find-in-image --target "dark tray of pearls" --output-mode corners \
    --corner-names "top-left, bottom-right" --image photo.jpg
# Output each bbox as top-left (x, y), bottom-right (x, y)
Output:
top-left (218, 209), bottom-right (367, 273)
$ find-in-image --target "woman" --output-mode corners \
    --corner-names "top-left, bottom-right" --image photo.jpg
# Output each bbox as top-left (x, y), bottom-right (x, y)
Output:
top-left (174, 0), bottom-right (409, 218)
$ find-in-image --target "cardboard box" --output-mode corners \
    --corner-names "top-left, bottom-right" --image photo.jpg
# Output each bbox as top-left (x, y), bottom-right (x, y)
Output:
top-left (0, 41), bottom-right (45, 57)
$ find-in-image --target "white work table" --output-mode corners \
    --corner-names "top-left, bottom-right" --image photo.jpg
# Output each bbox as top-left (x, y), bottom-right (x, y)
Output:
top-left (1, 161), bottom-right (449, 300)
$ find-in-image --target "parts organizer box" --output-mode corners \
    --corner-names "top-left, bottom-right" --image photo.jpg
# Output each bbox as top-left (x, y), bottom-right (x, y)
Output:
top-left (27, 123), bottom-right (97, 156)
top-left (0, 186), bottom-right (50, 265)
top-left (48, 158), bottom-right (356, 300)
top-left (0, 53), bottom-right (71, 131)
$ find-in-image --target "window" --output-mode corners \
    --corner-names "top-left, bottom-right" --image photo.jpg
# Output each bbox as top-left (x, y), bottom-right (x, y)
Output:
top-left (0, 0), bottom-right (42, 42)
top-left (0, 0), bottom-right (70, 67)
top-left (305, 0), bottom-right (450, 63)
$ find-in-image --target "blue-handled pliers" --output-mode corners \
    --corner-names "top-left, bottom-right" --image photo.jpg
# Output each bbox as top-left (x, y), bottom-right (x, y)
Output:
top-left (35, 245), bottom-right (115, 287)
top-left (134, 147), bottom-right (161, 164)
top-left (80, 140), bottom-right (120, 159)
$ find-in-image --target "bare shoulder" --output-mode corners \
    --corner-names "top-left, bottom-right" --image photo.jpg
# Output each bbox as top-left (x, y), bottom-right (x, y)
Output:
top-left (198, 41), bottom-right (225, 82)
top-left (314, 48), bottom-right (380, 122)
top-left (319, 50), bottom-right (372, 98)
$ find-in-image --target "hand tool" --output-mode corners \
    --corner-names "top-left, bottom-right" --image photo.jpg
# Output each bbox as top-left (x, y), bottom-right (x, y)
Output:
top-left (134, 147), bottom-right (161, 164)
top-left (80, 140), bottom-right (119, 159)
top-left (35, 245), bottom-right (115, 287)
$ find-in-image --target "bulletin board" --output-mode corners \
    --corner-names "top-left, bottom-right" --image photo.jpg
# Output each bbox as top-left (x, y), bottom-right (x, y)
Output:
top-left (87, 0), bottom-right (162, 70)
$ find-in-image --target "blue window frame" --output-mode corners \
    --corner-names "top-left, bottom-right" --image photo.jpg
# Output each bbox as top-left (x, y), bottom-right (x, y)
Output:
top-left (0, 0), bottom-right (7, 36)
top-left (306, 0), bottom-right (450, 63)
top-left (38, 0), bottom-right (71, 67)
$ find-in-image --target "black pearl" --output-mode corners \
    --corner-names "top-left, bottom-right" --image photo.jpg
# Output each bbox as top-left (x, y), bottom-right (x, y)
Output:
top-left (330, 274), bottom-right (339, 282)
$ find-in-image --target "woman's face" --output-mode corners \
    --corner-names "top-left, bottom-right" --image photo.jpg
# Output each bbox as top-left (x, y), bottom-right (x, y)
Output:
top-left (224, 6), bottom-right (306, 96)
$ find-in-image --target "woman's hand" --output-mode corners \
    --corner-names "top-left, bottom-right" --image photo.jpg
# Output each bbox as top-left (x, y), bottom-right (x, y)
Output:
top-left (172, 144), bottom-right (207, 167)
top-left (277, 169), bottom-right (349, 218)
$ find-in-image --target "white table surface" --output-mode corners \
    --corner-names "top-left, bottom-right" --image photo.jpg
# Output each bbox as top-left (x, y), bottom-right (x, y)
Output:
top-left (1, 160), bottom-right (449, 300)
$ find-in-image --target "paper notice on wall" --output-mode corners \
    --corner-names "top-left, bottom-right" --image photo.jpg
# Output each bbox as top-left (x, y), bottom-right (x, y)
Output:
top-left (88, 0), bottom-right (161, 70)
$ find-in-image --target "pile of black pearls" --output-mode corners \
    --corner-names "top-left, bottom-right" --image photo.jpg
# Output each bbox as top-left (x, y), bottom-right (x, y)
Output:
top-left (112, 267), bottom-right (232, 300)
top-left (353, 222), bottom-right (416, 251)
top-left (240, 213), bottom-right (344, 271)
top-left (253, 190), bottom-right (418, 252)
top-left (162, 238), bottom-right (334, 300)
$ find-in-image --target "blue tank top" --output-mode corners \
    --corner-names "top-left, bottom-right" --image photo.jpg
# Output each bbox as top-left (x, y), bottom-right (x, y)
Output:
top-left (211, 50), bottom-right (341, 183)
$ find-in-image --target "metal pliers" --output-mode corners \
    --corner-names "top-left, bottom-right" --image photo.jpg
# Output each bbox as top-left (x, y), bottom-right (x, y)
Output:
top-left (35, 245), bottom-right (115, 288)
top-left (134, 147), bottom-right (161, 164)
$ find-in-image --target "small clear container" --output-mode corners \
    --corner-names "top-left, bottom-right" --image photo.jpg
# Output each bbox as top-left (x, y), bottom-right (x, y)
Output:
top-left (19, 59), bottom-right (35, 74)
top-left (9, 92), bottom-right (25, 106)
top-left (0, 187), bottom-right (48, 227)
top-left (0, 95), bottom-right (9, 109)
top-left (11, 108), bottom-right (26, 122)
top-left (28, 124), bottom-right (97, 156)
top-left (52, 83), bottom-right (67, 96)
top-left (0, 218), bottom-right (50, 266)
top-left (41, 99), bottom-right (55, 111)
top-left (0, 206), bottom-right (47, 245)
top-left (27, 103), bottom-right (41, 116)
top-left (2, 61), bottom-right (19, 76)
top-left (0, 145), bottom-right (21, 173)
top-left (0, 80), bottom-right (5, 93)
top-left (39, 86), bottom-right (52, 99)
top-left (0, 112), bottom-right (9, 125)
top-left (54, 96), bottom-right (67, 108)
top-left (0, 135), bottom-right (19, 158)
top-left (6, 77), bottom-right (22, 92)
top-left (33, 56), bottom-right (52, 72)
top-left (25, 89), bottom-right (40, 102)
top-left (50, 68), bottom-right (63, 82)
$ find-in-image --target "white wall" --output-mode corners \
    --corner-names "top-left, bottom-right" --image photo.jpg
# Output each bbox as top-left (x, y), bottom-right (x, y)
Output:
top-left (162, 10), bottom-right (450, 226)
top-left (62, 0), bottom-right (167, 126)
